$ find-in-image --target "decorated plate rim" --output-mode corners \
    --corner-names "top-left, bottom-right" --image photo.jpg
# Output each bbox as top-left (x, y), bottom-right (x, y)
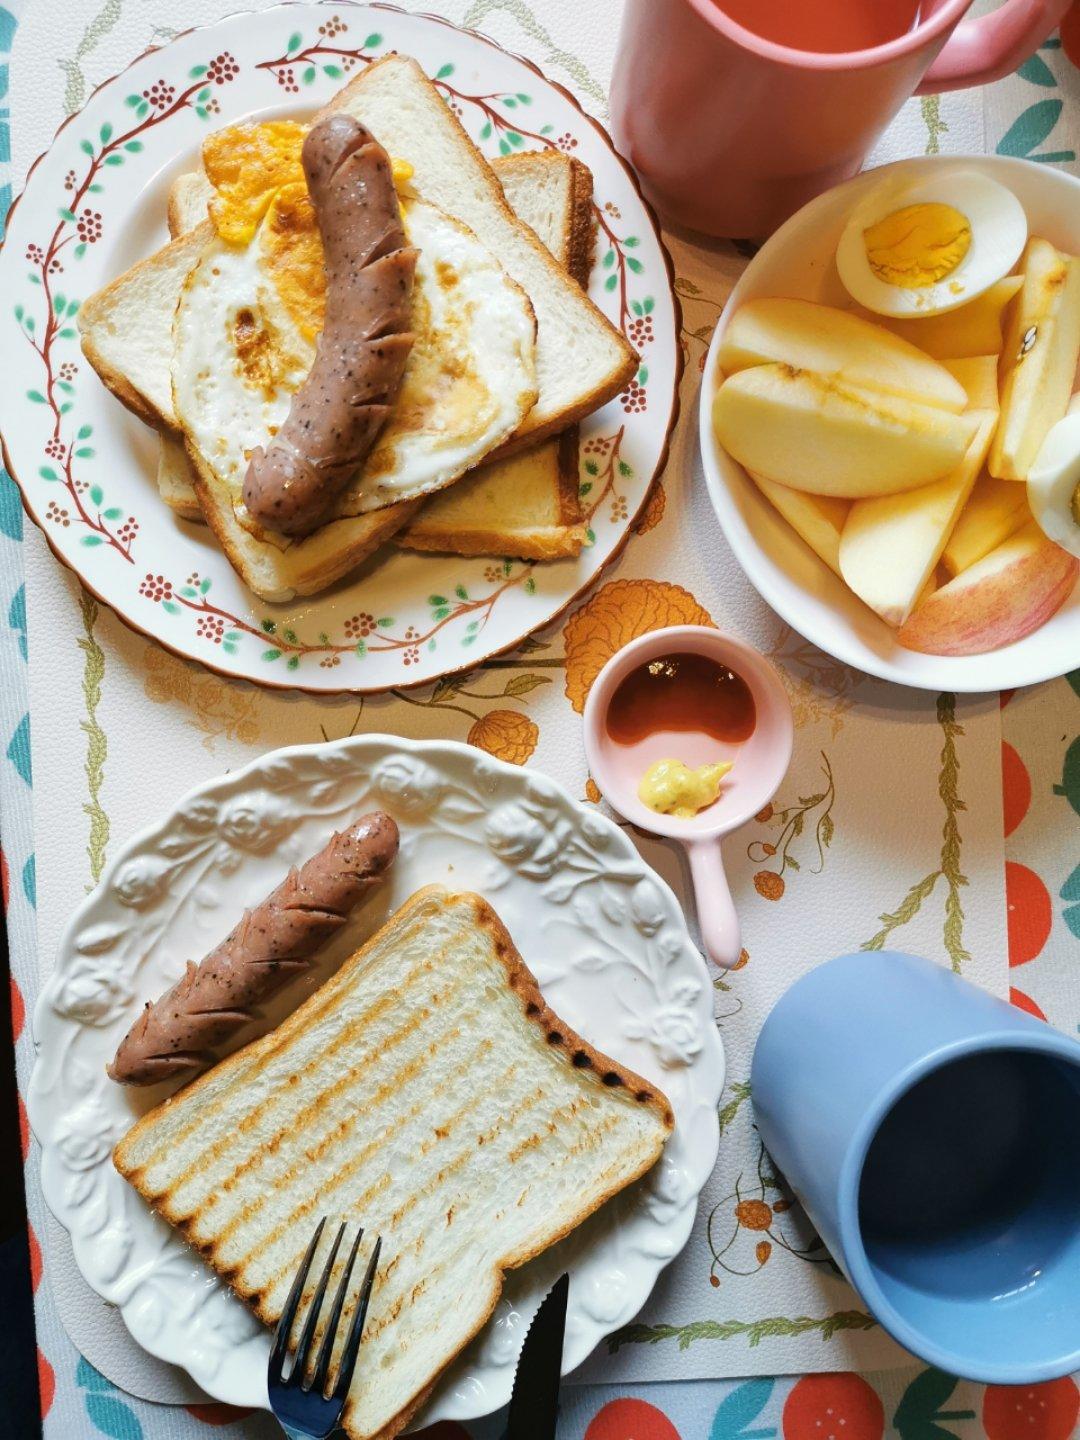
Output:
top-left (27, 733), bottom-right (724, 1420)
top-left (0, 0), bottom-right (684, 697)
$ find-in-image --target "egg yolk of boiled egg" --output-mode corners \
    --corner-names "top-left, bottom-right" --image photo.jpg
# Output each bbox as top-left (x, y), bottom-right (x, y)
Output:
top-left (863, 202), bottom-right (972, 289)
top-left (202, 121), bottom-right (414, 340)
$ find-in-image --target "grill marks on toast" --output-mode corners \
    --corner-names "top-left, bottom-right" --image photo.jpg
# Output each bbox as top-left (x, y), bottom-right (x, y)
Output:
top-left (114, 888), bottom-right (672, 1440)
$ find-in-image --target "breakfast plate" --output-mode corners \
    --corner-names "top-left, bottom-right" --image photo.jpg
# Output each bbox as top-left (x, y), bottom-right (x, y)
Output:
top-left (700, 155), bottom-right (1080, 692)
top-left (0, 2), bottom-right (679, 694)
top-left (27, 735), bottom-right (723, 1422)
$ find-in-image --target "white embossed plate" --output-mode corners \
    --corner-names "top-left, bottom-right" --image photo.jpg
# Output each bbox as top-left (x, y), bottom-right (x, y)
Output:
top-left (28, 736), bottom-right (723, 1424)
top-left (0, 2), bottom-right (679, 694)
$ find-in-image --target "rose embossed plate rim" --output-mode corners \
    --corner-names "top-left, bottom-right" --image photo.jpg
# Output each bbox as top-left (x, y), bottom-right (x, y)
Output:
top-left (0, 1), bottom-right (680, 694)
top-left (27, 735), bottom-right (724, 1422)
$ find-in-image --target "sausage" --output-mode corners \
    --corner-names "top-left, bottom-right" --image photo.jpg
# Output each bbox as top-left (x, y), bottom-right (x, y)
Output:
top-left (107, 812), bottom-right (399, 1086)
top-left (242, 115), bottom-right (418, 538)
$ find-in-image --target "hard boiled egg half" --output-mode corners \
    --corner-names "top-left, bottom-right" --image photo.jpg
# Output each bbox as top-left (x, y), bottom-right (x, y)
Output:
top-left (836, 169), bottom-right (1027, 318)
top-left (1027, 402), bottom-right (1080, 558)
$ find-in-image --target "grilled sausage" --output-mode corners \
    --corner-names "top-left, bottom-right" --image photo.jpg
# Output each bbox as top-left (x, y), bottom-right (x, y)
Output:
top-left (242, 115), bottom-right (418, 537)
top-left (107, 812), bottom-right (399, 1085)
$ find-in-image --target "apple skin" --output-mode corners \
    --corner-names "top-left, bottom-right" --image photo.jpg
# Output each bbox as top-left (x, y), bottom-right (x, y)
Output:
top-left (941, 476), bottom-right (1030, 576)
top-left (898, 522), bottom-right (1078, 655)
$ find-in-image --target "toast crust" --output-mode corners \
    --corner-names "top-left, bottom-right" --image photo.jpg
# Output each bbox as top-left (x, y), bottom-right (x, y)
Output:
top-left (78, 223), bottom-right (214, 430)
top-left (183, 436), bottom-right (419, 602)
top-left (397, 429), bottom-right (585, 560)
top-left (114, 886), bottom-right (672, 1440)
top-left (396, 153), bottom-right (592, 560)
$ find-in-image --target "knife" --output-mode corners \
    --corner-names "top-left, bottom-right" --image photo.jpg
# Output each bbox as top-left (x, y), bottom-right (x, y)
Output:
top-left (504, 1272), bottom-right (570, 1440)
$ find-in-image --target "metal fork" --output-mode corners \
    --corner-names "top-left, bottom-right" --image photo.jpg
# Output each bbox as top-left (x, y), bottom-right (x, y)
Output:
top-left (268, 1217), bottom-right (383, 1440)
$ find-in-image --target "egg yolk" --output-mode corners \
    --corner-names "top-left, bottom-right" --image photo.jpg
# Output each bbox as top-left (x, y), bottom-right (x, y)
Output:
top-left (863, 202), bottom-right (972, 288)
top-left (203, 120), bottom-right (308, 246)
top-left (202, 121), bottom-right (415, 338)
top-left (638, 758), bottom-right (733, 820)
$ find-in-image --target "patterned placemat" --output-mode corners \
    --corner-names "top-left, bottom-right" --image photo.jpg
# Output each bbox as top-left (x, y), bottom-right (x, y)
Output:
top-left (1, 1), bottom-right (1078, 1437)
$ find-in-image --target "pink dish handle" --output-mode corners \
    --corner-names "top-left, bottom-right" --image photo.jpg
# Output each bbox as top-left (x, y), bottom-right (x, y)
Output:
top-left (918, 0), bottom-right (1072, 94)
top-left (687, 840), bottom-right (741, 971)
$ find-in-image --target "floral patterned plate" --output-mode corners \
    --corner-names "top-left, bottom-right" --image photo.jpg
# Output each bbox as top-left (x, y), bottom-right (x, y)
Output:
top-left (0, 2), bottom-right (679, 693)
top-left (27, 735), bottom-right (724, 1422)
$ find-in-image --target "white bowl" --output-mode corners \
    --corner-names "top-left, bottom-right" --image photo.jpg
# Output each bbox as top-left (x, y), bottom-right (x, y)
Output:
top-left (699, 155), bottom-right (1080, 693)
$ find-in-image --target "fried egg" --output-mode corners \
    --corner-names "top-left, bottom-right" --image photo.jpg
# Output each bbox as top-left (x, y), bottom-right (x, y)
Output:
top-left (172, 122), bottom-right (537, 541)
top-left (836, 169), bottom-right (1028, 318)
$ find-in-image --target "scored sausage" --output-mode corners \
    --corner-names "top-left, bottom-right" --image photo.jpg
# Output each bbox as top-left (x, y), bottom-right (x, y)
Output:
top-left (107, 812), bottom-right (399, 1086)
top-left (242, 115), bottom-right (418, 537)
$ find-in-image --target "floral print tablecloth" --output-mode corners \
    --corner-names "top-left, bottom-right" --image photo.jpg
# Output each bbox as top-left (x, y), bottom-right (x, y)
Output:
top-left (1, 1), bottom-right (1079, 1437)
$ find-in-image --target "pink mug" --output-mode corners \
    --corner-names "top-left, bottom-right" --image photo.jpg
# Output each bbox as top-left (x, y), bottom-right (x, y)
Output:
top-left (610, 0), bottom-right (1071, 237)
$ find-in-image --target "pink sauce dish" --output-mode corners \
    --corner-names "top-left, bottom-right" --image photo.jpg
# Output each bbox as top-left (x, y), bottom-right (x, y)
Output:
top-left (583, 627), bottom-right (794, 970)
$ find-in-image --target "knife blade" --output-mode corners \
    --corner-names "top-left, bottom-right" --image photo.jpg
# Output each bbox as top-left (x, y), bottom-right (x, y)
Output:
top-left (504, 1272), bottom-right (570, 1440)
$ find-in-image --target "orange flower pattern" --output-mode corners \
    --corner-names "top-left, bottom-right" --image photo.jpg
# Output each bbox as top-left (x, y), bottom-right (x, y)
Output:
top-left (467, 710), bottom-right (539, 765)
top-left (562, 579), bottom-right (713, 713)
top-left (635, 480), bottom-right (667, 535)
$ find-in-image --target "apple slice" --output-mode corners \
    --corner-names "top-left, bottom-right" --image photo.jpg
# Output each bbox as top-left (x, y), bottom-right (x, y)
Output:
top-left (941, 354), bottom-right (1000, 413)
top-left (719, 298), bottom-right (967, 411)
top-left (862, 277), bottom-right (1023, 360)
top-left (941, 476), bottom-right (1030, 575)
top-left (748, 471), bottom-right (850, 575)
top-left (897, 521), bottom-right (1077, 655)
top-left (713, 364), bottom-right (977, 499)
top-left (838, 357), bottom-right (999, 626)
top-left (989, 238), bottom-right (1080, 481)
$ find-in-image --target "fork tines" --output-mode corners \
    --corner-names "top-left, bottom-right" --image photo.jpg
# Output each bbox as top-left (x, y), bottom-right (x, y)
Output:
top-left (269, 1218), bottom-right (383, 1401)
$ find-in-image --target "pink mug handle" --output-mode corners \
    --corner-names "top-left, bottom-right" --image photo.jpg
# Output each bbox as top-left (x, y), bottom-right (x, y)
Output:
top-left (686, 840), bottom-right (741, 971)
top-left (918, 0), bottom-right (1072, 94)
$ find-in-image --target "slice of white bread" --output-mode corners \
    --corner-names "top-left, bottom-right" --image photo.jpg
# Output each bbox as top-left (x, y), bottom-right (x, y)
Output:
top-left (161, 153), bottom-right (592, 558)
top-left (79, 211), bottom-right (420, 600)
top-left (79, 221), bottom-right (212, 431)
top-left (398, 151), bottom-right (592, 560)
top-left (114, 887), bottom-right (672, 1440)
top-left (325, 55), bottom-right (636, 453)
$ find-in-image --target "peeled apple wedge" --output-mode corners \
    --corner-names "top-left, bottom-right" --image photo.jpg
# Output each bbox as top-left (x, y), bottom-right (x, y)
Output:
top-left (747, 471), bottom-right (850, 576)
top-left (838, 357), bottom-right (999, 627)
top-left (989, 238), bottom-right (1080, 481)
top-left (941, 476), bottom-right (1031, 576)
top-left (718, 298), bottom-right (968, 412)
top-left (712, 364), bottom-right (978, 499)
top-left (862, 277), bottom-right (1023, 360)
top-left (897, 521), bottom-right (1077, 655)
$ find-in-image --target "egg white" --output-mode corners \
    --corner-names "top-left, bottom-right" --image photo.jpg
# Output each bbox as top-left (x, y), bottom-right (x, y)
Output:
top-left (1028, 407), bottom-right (1080, 558)
top-left (171, 197), bottom-right (538, 541)
top-left (836, 169), bottom-right (1027, 319)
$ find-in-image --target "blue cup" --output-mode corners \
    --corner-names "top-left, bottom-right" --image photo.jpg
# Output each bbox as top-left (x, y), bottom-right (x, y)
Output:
top-left (751, 951), bottom-right (1080, 1383)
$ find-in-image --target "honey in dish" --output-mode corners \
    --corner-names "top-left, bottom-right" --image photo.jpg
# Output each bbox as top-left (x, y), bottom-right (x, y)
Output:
top-left (606, 652), bottom-right (757, 747)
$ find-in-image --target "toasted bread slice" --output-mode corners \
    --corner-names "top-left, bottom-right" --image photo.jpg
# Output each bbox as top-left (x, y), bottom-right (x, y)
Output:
top-left (398, 151), bottom-right (593, 560)
top-left (79, 222), bottom-right (212, 430)
top-left (114, 887), bottom-right (671, 1440)
top-left (162, 152), bottom-right (592, 560)
top-left (325, 56), bottom-right (636, 453)
top-left (167, 170), bottom-right (213, 238)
